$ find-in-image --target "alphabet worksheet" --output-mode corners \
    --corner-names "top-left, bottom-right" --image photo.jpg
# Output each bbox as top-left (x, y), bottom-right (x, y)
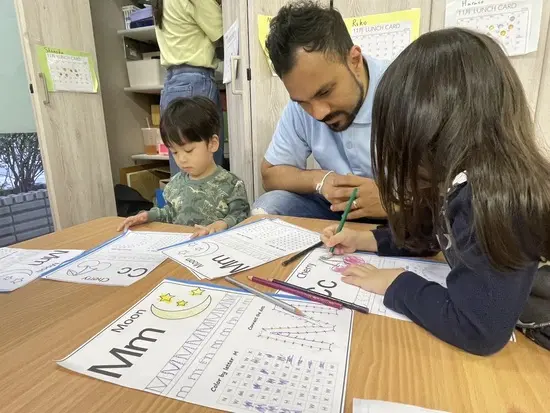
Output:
top-left (42, 231), bottom-right (192, 286)
top-left (0, 248), bottom-right (83, 292)
top-left (285, 248), bottom-right (449, 322)
top-left (162, 219), bottom-right (321, 280)
top-left (58, 279), bottom-right (353, 413)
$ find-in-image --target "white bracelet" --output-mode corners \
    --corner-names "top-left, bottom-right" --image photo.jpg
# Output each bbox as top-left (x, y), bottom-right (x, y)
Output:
top-left (316, 170), bottom-right (334, 194)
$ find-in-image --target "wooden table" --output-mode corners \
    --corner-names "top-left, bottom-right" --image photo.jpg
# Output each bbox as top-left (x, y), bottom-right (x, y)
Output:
top-left (0, 217), bottom-right (548, 413)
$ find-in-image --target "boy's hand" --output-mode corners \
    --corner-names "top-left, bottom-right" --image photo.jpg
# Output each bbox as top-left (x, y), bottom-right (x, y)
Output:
top-left (341, 264), bottom-right (404, 295)
top-left (117, 211), bottom-right (148, 232)
top-left (191, 221), bottom-right (229, 239)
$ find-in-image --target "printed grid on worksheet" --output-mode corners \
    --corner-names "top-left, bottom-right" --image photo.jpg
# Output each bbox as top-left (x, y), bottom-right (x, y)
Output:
top-left (218, 349), bottom-right (339, 413)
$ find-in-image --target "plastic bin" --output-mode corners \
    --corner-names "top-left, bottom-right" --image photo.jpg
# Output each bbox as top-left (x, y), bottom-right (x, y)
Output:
top-left (127, 59), bottom-right (166, 87)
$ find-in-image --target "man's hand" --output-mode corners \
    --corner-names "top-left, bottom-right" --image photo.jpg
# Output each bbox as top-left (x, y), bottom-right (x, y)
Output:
top-left (191, 221), bottom-right (229, 239)
top-left (322, 174), bottom-right (386, 220)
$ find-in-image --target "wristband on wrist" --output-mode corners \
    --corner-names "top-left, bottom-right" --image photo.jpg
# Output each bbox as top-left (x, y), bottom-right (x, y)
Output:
top-left (316, 170), bottom-right (334, 195)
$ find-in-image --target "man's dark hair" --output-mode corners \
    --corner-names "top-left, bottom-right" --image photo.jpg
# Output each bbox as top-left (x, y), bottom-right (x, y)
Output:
top-left (266, 1), bottom-right (353, 77)
top-left (160, 96), bottom-right (220, 147)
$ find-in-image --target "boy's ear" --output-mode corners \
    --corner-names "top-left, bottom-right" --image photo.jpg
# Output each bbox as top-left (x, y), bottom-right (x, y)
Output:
top-left (208, 134), bottom-right (220, 153)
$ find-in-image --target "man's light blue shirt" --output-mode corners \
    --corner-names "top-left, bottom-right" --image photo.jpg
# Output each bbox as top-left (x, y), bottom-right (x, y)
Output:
top-left (264, 55), bottom-right (389, 179)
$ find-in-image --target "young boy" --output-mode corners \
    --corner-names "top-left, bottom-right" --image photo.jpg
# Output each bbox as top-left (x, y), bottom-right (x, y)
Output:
top-left (117, 96), bottom-right (250, 238)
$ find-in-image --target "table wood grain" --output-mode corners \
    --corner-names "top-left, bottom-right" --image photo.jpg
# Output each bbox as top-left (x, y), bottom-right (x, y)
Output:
top-left (0, 216), bottom-right (548, 413)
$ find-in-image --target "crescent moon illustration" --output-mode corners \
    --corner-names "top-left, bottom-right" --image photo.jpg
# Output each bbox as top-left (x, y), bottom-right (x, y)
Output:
top-left (150, 295), bottom-right (212, 320)
top-left (176, 241), bottom-right (219, 258)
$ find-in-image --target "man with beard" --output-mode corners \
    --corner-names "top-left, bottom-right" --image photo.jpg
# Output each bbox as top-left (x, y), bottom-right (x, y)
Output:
top-left (252, 1), bottom-right (389, 222)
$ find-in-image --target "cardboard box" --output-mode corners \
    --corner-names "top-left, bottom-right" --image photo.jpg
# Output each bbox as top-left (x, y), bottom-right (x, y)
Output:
top-left (120, 164), bottom-right (170, 201)
top-left (159, 178), bottom-right (170, 189)
top-left (151, 105), bottom-right (160, 126)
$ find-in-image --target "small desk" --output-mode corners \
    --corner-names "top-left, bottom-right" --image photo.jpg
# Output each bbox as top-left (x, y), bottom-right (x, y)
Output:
top-left (0, 217), bottom-right (548, 413)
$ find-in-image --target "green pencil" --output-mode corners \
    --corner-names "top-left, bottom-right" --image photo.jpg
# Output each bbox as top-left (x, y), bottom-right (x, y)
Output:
top-left (329, 187), bottom-right (358, 254)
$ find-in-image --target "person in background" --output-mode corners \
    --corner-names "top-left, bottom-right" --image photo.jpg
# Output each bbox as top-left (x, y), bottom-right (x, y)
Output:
top-left (152, 0), bottom-right (225, 176)
top-left (251, 1), bottom-right (388, 223)
top-left (321, 28), bottom-right (550, 355)
top-left (118, 97), bottom-right (249, 238)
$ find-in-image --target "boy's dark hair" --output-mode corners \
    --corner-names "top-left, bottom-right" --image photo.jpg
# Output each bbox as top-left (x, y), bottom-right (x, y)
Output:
top-left (266, 1), bottom-right (353, 77)
top-left (372, 27), bottom-right (550, 270)
top-left (160, 96), bottom-right (220, 147)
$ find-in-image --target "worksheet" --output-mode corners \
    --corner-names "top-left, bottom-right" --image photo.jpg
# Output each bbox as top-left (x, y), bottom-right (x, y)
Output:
top-left (0, 248), bottom-right (83, 292)
top-left (42, 231), bottom-right (192, 287)
top-left (162, 219), bottom-right (321, 280)
top-left (58, 279), bottom-right (353, 413)
top-left (285, 248), bottom-right (449, 322)
top-left (223, 20), bottom-right (240, 84)
top-left (445, 0), bottom-right (543, 56)
top-left (353, 399), bottom-right (448, 413)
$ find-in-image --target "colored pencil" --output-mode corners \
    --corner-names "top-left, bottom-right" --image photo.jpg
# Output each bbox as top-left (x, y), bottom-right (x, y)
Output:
top-left (329, 187), bottom-right (358, 254)
top-left (269, 278), bottom-right (369, 314)
top-left (248, 275), bottom-right (343, 309)
top-left (282, 240), bottom-right (324, 267)
top-left (224, 276), bottom-right (304, 316)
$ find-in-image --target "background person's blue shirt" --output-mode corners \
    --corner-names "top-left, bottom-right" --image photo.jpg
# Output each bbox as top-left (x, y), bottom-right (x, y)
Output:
top-left (264, 55), bottom-right (389, 179)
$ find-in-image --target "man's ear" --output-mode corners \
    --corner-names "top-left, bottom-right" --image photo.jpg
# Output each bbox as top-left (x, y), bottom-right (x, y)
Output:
top-left (348, 45), bottom-right (363, 73)
top-left (209, 134), bottom-right (220, 153)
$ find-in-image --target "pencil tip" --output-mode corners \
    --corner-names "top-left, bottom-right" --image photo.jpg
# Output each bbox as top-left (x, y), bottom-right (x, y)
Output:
top-left (295, 309), bottom-right (305, 316)
top-left (247, 275), bottom-right (252, 280)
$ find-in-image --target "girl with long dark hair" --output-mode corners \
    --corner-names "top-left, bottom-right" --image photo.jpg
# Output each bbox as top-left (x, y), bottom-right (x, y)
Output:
top-left (322, 28), bottom-right (550, 355)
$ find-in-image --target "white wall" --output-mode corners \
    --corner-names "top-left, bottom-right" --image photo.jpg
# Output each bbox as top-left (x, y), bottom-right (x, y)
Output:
top-left (0, 0), bottom-right (35, 133)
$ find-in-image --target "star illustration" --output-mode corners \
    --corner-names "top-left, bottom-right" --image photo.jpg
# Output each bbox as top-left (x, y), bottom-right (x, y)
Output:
top-left (159, 293), bottom-right (175, 303)
top-left (190, 287), bottom-right (205, 296)
top-left (177, 299), bottom-right (188, 307)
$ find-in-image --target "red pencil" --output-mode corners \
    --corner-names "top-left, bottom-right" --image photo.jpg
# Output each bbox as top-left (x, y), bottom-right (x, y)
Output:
top-left (247, 275), bottom-right (343, 309)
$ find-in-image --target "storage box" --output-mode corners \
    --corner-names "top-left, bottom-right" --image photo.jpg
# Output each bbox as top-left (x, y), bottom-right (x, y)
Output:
top-left (127, 59), bottom-right (166, 87)
top-left (122, 5), bottom-right (139, 30)
top-left (159, 179), bottom-right (170, 189)
top-left (120, 163), bottom-right (170, 202)
top-left (130, 5), bottom-right (153, 22)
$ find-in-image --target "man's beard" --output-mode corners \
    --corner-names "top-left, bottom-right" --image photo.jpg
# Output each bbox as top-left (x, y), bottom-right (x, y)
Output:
top-left (322, 69), bottom-right (365, 132)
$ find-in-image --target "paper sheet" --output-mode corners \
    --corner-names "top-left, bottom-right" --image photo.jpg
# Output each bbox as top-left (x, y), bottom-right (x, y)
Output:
top-left (42, 231), bottom-right (192, 286)
top-left (257, 15), bottom-right (277, 76)
top-left (344, 9), bottom-right (421, 61)
top-left (162, 218), bottom-right (321, 280)
top-left (445, 0), bottom-right (543, 56)
top-left (0, 248), bottom-right (83, 292)
top-left (285, 248), bottom-right (449, 322)
top-left (353, 399), bottom-right (448, 413)
top-left (58, 278), bottom-right (353, 413)
top-left (36, 45), bottom-right (99, 92)
top-left (223, 20), bottom-right (240, 84)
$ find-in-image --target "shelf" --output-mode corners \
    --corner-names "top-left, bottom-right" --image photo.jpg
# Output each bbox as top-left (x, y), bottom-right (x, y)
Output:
top-left (118, 26), bottom-right (157, 43)
top-left (124, 86), bottom-right (163, 95)
top-left (131, 154), bottom-right (169, 161)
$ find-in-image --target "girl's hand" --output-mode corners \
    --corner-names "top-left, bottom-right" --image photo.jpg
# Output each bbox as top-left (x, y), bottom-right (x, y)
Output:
top-left (321, 225), bottom-right (378, 254)
top-left (341, 264), bottom-right (405, 295)
top-left (117, 211), bottom-right (148, 232)
top-left (321, 226), bottom-right (360, 254)
top-left (191, 221), bottom-right (229, 239)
